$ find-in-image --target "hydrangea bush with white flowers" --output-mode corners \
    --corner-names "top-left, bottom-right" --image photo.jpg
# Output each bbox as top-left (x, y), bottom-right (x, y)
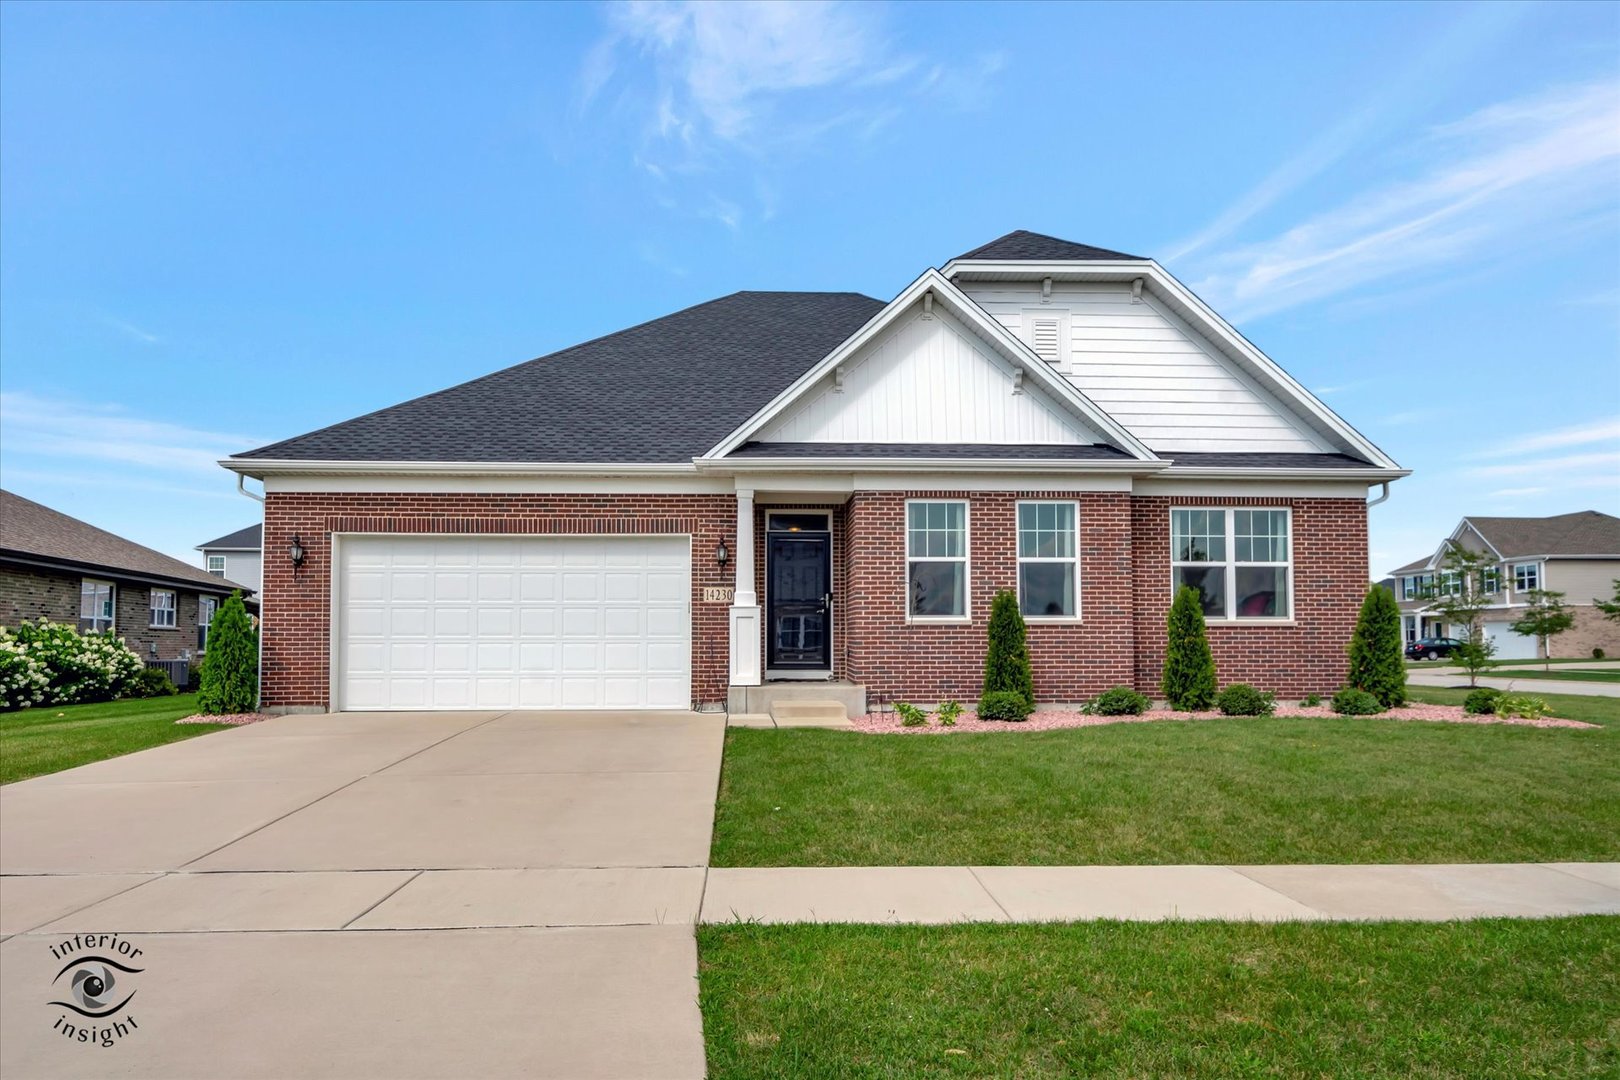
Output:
top-left (2, 620), bottom-right (144, 710)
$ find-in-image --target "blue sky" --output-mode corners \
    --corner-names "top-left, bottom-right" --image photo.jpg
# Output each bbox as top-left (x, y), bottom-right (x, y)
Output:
top-left (2, 0), bottom-right (1617, 574)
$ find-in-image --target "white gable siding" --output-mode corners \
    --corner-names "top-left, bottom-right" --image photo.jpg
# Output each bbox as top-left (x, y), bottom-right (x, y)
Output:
top-left (960, 282), bottom-right (1332, 454)
top-left (759, 305), bottom-right (1102, 445)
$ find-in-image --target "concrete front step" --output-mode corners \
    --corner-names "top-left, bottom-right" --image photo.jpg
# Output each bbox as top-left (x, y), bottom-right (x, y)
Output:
top-left (728, 680), bottom-right (867, 716)
top-left (769, 700), bottom-right (852, 728)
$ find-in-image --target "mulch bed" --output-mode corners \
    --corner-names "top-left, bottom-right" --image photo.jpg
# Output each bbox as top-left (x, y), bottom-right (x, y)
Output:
top-left (851, 704), bottom-right (1597, 734)
top-left (176, 712), bottom-right (270, 726)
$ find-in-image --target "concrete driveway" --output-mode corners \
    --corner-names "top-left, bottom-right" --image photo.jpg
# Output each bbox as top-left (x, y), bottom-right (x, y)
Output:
top-left (0, 709), bottom-right (724, 1079)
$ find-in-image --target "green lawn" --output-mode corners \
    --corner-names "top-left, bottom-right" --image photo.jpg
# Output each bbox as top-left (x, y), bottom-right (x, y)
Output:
top-left (699, 918), bottom-right (1620, 1079)
top-left (1406, 686), bottom-right (1618, 728)
top-left (712, 693), bottom-right (1618, 867)
top-left (0, 694), bottom-right (229, 784)
top-left (1485, 668), bottom-right (1620, 683)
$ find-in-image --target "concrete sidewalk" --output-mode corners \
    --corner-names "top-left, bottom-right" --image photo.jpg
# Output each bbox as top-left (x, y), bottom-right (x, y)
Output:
top-left (1406, 670), bottom-right (1619, 697)
top-left (699, 863), bottom-right (1620, 924)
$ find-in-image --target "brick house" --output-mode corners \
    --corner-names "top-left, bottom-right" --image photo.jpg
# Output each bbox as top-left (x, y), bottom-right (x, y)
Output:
top-left (0, 490), bottom-right (252, 666)
top-left (1389, 511), bottom-right (1620, 660)
top-left (222, 231), bottom-right (1407, 714)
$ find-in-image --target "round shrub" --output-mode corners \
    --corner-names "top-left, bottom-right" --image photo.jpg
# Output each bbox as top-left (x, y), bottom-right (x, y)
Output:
top-left (124, 666), bottom-right (178, 699)
top-left (12, 620), bottom-right (142, 705)
top-left (1330, 688), bottom-right (1383, 716)
top-left (1463, 687), bottom-right (1501, 715)
top-left (1595, 647), bottom-right (1607, 660)
top-left (0, 627), bottom-right (51, 711)
top-left (1216, 684), bottom-right (1275, 717)
top-left (1089, 686), bottom-right (1149, 716)
top-left (1301, 693), bottom-right (1323, 708)
top-left (978, 690), bottom-right (1031, 723)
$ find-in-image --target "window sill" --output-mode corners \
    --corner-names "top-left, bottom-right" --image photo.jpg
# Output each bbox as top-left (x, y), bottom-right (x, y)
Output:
top-left (906, 616), bottom-right (971, 626)
top-left (148, 625), bottom-right (178, 631)
top-left (1024, 617), bottom-right (1083, 625)
top-left (1207, 618), bottom-right (1297, 627)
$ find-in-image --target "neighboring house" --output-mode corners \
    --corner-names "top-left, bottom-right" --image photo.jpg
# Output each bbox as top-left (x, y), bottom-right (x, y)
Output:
top-left (222, 230), bottom-right (1408, 714)
top-left (197, 523), bottom-right (263, 594)
top-left (0, 489), bottom-right (252, 663)
top-left (1388, 511), bottom-right (1620, 660)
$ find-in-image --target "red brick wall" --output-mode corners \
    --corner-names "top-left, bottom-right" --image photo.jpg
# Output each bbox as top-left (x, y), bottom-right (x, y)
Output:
top-left (1131, 495), bottom-right (1368, 697)
top-left (261, 492), bottom-right (735, 709)
top-left (842, 491), bottom-right (1136, 704)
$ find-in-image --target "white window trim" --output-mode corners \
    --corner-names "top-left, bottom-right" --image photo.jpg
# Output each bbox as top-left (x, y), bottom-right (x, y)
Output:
top-left (80, 578), bottom-right (116, 633)
top-left (1169, 506), bottom-right (1294, 622)
top-left (1016, 499), bottom-right (1082, 623)
top-left (905, 498), bottom-right (971, 623)
top-left (206, 555), bottom-right (226, 577)
top-left (198, 595), bottom-right (216, 652)
top-left (1512, 562), bottom-right (1541, 592)
top-left (1481, 566), bottom-right (1502, 595)
top-left (149, 588), bottom-right (178, 629)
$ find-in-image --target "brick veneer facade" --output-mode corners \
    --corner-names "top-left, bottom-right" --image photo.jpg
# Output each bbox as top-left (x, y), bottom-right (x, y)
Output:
top-left (259, 490), bottom-right (1370, 709)
top-left (1133, 495), bottom-right (1367, 697)
top-left (260, 492), bottom-right (737, 709)
top-left (1, 564), bottom-right (211, 663)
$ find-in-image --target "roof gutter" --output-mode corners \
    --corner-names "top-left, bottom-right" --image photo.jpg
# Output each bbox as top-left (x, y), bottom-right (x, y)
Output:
top-left (1156, 467), bottom-right (1411, 482)
top-left (0, 551), bottom-right (252, 597)
top-left (695, 457), bottom-right (1169, 474)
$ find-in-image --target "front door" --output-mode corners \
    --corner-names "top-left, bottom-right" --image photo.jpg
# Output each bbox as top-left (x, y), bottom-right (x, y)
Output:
top-left (767, 532), bottom-right (830, 670)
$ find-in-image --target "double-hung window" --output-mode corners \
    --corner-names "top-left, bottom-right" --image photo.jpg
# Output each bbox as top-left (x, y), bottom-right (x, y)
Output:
top-left (1017, 501), bottom-right (1078, 619)
top-left (1437, 571), bottom-right (1462, 597)
top-left (149, 589), bottom-right (177, 628)
top-left (206, 555), bottom-right (226, 578)
top-left (907, 500), bottom-right (968, 619)
top-left (79, 579), bottom-right (115, 633)
top-left (1480, 567), bottom-right (1502, 594)
top-left (1171, 508), bottom-right (1292, 620)
top-left (1513, 563), bottom-right (1540, 592)
top-left (198, 596), bottom-right (217, 651)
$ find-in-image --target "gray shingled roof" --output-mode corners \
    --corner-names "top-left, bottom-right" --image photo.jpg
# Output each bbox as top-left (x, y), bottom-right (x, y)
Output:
top-left (234, 291), bottom-right (885, 464)
top-left (1164, 452), bottom-right (1374, 469)
top-left (728, 442), bottom-right (1134, 460)
top-left (197, 523), bottom-right (261, 551)
top-left (954, 230), bottom-right (1142, 262)
top-left (1466, 511), bottom-right (1620, 558)
top-left (1, 490), bottom-right (249, 593)
top-left (1391, 555), bottom-right (1434, 575)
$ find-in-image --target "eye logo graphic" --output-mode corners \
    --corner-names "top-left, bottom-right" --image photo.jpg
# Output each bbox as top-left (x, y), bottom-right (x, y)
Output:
top-left (50, 956), bottom-right (142, 1018)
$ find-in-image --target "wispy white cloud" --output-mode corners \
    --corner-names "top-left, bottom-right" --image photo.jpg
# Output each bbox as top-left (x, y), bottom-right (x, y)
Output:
top-left (1189, 78), bottom-right (1620, 322)
top-left (1468, 417), bottom-right (1620, 459)
top-left (96, 314), bottom-right (161, 345)
top-left (1465, 450), bottom-right (1620, 478)
top-left (579, 1), bottom-right (999, 231)
top-left (0, 391), bottom-right (267, 478)
top-left (1164, 2), bottom-right (1531, 263)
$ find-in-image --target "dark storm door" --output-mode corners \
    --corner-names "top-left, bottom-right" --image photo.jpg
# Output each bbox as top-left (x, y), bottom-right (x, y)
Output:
top-left (767, 533), bottom-right (831, 670)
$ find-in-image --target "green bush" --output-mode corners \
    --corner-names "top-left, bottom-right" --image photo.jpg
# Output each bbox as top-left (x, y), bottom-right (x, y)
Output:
top-left (1088, 686), bottom-right (1150, 716)
top-left (1494, 694), bottom-right (1550, 720)
top-left (1301, 693), bottom-right (1323, 707)
top-left (124, 666), bottom-right (178, 699)
top-left (198, 593), bottom-right (258, 714)
top-left (977, 690), bottom-right (1031, 723)
top-left (1331, 687), bottom-right (1383, 716)
top-left (1345, 585), bottom-right (1407, 707)
top-left (11, 620), bottom-right (142, 705)
top-left (937, 700), bottom-right (962, 727)
top-left (1162, 585), bottom-right (1216, 710)
top-left (1463, 687), bottom-right (1502, 715)
top-left (1595, 648), bottom-right (1607, 660)
top-left (1216, 684), bottom-right (1275, 716)
top-left (981, 590), bottom-right (1034, 709)
top-left (894, 701), bottom-right (928, 727)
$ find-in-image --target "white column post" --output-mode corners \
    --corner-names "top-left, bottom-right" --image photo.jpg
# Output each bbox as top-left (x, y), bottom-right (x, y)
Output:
top-left (728, 487), bottom-right (761, 686)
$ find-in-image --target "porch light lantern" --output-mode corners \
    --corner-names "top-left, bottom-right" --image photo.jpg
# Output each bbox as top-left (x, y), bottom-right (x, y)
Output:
top-left (715, 539), bottom-right (729, 567)
top-left (288, 534), bottom-right (307, 570)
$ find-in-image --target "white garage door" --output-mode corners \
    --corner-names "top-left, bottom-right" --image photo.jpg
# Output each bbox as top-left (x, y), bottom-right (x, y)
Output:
top-left (337, 536), bottom-right (690, 711)
top-left (1483, 621), bottom-right (1538, 661)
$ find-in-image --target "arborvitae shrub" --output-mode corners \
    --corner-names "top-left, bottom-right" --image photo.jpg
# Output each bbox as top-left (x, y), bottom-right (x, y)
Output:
top-left (1162, 586), bottom-right (1216, 710)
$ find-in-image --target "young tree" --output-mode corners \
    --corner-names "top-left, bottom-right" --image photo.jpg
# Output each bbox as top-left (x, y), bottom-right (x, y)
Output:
top-left (1510, 589), bottom-right (1575, 671)
top-left (1594, 579), bottom-right (1620, 624)
top-left (198, 593), bottom-right (259, 714)
top-left (1162, 585), bottom-right (1217, 710)
top-left (1420, 542), bottom-right (1498, 687)
top-left (981, 589), bottom-right (1035, 710)
top-left (1346, 584), bottom-right (1407, 707)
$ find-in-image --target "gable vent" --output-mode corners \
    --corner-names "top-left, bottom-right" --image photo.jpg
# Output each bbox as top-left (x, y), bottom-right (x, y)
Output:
top-left (1030, 318), bottom-right (1062, 364)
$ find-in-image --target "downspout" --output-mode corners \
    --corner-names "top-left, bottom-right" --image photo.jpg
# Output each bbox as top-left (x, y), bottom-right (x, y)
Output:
top-left (1366, 481), bottom-right (1390, 507)
top-left (234, 474), bottom-right (266, 710)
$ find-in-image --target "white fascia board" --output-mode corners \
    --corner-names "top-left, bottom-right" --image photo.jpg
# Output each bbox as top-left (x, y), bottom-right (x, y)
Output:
top-left (701, 268), bottom-right (1159, 463)
top-left (1157, 466), bottom-right (1410, 482)
top-left (220, 458), bottom-right (697, 478)
top-left (696, 456), bottom-right (1166, 474)
top-left (943, 259), bottom-right (1402, 471)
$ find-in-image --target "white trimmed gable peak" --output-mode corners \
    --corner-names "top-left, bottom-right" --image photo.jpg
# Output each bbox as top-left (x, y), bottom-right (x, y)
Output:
top-left (758, 300), bottom-right (1106, 447)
